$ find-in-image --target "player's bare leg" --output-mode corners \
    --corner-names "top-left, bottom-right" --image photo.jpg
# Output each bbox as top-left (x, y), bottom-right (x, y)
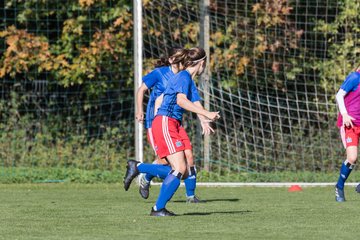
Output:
top-left (335, 146), bottom-right (357, 202)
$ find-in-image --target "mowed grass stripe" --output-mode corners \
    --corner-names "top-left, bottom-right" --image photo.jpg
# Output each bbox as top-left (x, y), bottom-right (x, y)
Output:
top-left (0, 184), bottom-right (359, 240)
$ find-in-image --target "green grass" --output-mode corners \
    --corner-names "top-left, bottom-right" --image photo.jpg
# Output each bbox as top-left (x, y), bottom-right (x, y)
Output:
top-left (0, 184), bottom-right (359, 240)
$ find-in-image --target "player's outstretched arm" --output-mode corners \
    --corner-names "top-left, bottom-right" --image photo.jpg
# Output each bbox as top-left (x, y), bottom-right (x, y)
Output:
top-left (177, 93), bottom-right (220, 121)
top-left (136, 83), bottom-right (148, 123)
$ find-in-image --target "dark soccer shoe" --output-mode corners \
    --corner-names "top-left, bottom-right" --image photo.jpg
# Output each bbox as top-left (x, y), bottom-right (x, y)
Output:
top-left (123, 160), bottom-right (140, 191)
top-left (150, 207), bottom-right (176, 217)
top-left (335, 186), bottom-right (345, 202)
top-left (139, 174), bottom-right (150, 199)
top-left (186, 195), bottom-right (206, 203)
top-left (356, 184), bottom-right (360, 193)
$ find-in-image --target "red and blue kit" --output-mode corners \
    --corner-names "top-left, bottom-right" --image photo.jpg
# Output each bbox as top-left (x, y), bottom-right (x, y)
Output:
top-left (337, 71), bottom-right (360, 148)
top-left (147, 126), bottom-right (191, 156)
top-left (152, 70), bottom-right (201, 158)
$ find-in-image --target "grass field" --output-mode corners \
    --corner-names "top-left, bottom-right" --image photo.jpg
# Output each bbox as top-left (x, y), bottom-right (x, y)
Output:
top-left (1, 183), bottom-right (359, 240)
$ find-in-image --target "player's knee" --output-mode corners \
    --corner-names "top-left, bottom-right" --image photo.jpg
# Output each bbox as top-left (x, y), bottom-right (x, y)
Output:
top-left (178, 165), bottom-right (187, 175)
top-left (347, 158), bottom-right (357, 165)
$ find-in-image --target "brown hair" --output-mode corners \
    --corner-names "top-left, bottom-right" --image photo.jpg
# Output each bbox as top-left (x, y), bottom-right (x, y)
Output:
top-left (183, 47), bottom-right (207, 68)
top-left (155, 47), bottom-right (187, 69)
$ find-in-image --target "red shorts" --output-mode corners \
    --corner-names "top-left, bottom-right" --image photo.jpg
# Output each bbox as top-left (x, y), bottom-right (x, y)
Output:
top-left (147, 128), bottom-right (156, 153)
top-left (152, 116), bottom-right (192, 158)
top-left (340, 126), bottom-right (360, 148)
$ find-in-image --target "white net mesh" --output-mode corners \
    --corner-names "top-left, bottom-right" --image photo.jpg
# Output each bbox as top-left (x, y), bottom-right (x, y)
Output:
top-left (142, 0), bottom-right (358, 174)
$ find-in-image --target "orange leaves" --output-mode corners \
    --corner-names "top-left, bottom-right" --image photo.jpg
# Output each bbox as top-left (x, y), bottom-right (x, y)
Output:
top-left (182, 23), bottom-right (199, 42)
top-left (79, 0), bottom-right (95, 8)
top-left (114, 17), bottom-right (124, 27)
top-left (255, 43), bottom-right (268, 54)
top-left (173, 29), bottom-right (181, 41)
top-left (236, 57), bottom-right (250, 75)
top-left (63, 19), bottom-right (83, 36)
top-left (252, 3), bottom-right (261, 12)
top-left (0, 25), bottom-right (58, 78)
top-left (252, 0), bottom-right (292, 27)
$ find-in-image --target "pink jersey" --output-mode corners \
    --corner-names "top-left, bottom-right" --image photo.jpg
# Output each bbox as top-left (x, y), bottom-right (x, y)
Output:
top-left (337, 72), bottom-right (360, 127)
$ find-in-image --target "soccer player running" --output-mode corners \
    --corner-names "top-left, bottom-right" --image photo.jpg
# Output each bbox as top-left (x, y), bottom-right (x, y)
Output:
top-left (124, 47), bottom-right (220, 216)
top-left (335, 65), bottom-right (360, 202)
top-left (135, 47), bottom-right (211, 202)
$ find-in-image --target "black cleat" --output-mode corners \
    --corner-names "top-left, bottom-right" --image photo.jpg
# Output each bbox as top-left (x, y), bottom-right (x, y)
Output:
top-left (335, 186), bottom-right (345, 202)
top-left (139, 174), bottom-right (150, 199)
top-left (123, 160), bottom-right (140, 191)
top-left (186, 195), bottom-right (206, 203)
top-left (150, 207), bottom-right (176, 217)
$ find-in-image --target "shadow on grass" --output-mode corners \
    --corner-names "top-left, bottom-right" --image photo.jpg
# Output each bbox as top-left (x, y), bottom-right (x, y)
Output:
top-left (172, 198), bottom-right (240, 203)
top-left (182, 210), bottom-right (252, 216)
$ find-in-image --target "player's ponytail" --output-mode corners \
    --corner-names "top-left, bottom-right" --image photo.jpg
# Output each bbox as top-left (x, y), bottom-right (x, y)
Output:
top-left (168, 47), bottom-right (187, 71)
top-left (155, 47), bottom-right (187, 69)
top-left (155, 57), bottom-right (171, 68)
top-left (183, 47), bottom-right (207, 69)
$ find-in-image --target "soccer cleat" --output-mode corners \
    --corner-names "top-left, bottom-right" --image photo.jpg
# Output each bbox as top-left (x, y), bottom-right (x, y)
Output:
top-left (335, 186), bottom-right (345, 202)
top-left (139, 174), bottom-right (151, 199)
top-left (150, 207), bottom-right (176, 217)
top-left (186, 195), bottom-right (206, 203)
top-left (356, 184), bottom-right (360, 193)
top-left (123, 160), bottom-right (140, 191)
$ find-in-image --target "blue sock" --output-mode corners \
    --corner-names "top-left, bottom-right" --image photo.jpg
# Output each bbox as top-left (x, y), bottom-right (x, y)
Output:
top-left (137, 163), bottom-right (171, 180)
top-left (143, 163), bottom-right (172, 182)
top-left (184, 166), bottom-right (196, 197)
top-left (155, 170), bottom-right (181, 210)
top-left (336, 160), bottom-right (354, 190)
top-left (144, 173), bottom-right (154, 182)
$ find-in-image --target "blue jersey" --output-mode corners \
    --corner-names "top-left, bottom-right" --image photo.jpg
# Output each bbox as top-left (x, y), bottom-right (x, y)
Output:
top-left (157, 70), bottom-right (201, 121)
top-left (143, 66), bottom-right (175, 129)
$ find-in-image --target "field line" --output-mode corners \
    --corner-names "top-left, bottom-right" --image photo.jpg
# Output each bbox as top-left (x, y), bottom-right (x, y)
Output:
top-left (150, 182), bottom-right (358, 187)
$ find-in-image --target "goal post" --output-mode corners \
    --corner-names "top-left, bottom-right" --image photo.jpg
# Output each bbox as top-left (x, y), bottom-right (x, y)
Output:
top-left (199, 0), bottom-right (211, 171)
top-left (134, 0), bottom-right (144, 164)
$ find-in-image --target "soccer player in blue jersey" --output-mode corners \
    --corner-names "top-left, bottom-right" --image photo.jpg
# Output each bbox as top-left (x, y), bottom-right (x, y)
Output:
top-left (125, 47), bottom-right (220, 216)
top-left (335, 66), bottom-right (360, 202)
top-left (135, 47), bottom-right (213, 203)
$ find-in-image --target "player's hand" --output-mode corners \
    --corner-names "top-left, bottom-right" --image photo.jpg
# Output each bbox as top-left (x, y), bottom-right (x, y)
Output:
top-left (135, 111), bottom-right (144, 123)
top-left (205, 111), bottom-right (220, 122)
top-left (343, 113), bottom-right (355, 128)
top-left (200, 121), bottom-right (215, 135)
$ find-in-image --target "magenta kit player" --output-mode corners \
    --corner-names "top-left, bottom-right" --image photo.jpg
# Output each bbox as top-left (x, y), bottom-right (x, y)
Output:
top-left (335, 68), bottom-right (360, 202)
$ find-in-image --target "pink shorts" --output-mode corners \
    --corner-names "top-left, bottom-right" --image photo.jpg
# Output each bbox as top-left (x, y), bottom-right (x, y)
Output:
top-left (340, 125), bottom-right (360, 148)
top-left (151, 116), bottom-right (192, 159)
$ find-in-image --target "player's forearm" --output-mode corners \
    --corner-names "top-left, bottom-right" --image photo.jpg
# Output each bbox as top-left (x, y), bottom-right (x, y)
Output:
top-left (177, 97), bottom-right (208, 116)
top-left (136, 87), bottom-right (146, 113)
top-left (336, 89), bottom-right (347, 115)
top-left (193, 101), bottom-right (207, 121)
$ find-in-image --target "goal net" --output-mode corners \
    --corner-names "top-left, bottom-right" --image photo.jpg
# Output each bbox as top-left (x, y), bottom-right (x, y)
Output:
top-left (142, 0), bottom-right (359, 177)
